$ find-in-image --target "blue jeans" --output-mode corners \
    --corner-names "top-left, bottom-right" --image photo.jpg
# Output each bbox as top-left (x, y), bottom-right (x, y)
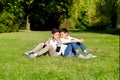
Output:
top-left (64, 43), bottom-right (87, 56)
top-left (71, 43), bottom-right (86, 51)
top-left (64, 44), bottom-right (74, 56)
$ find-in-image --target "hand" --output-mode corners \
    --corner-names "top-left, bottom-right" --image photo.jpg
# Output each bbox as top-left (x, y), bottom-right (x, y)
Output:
top-left (79, 39), bottom-right (83, 43)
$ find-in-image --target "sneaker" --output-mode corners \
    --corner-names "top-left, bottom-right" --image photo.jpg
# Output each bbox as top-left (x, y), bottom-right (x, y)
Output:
top-left (77, 54), bottom-right (86, 59)
top-left (29, 53), bottom-right (38, 58)
top-left (23, 51), bottom-right (34, 56)
top-left (75, 50), bottom-right (80, 55)
top-left (85, 54), bottom-right (97, 58)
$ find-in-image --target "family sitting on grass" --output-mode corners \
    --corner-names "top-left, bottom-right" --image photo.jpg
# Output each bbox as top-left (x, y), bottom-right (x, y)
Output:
top-left (24, 28), bottom-right (96, 59)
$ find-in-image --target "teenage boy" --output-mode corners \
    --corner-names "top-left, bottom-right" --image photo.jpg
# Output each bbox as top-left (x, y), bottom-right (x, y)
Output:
top-left (23, 28), bottom-right (61, 57)
top-left (59, 28), bottom-right (96, 59)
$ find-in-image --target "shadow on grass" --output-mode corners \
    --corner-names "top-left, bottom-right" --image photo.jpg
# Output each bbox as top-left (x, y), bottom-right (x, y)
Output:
top-left (69, 28), bottom-right (119, 35)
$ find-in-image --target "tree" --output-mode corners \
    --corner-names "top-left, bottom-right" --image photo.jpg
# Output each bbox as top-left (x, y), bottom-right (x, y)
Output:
top-left (26, 0), bottom-right (73, 30)
top-left (117, 0), bottom-right (120, 33)
top-left (0, 0), bottom-right (24, 32)
top-left (21, 0), bottom-right (34, 30)
top-left (0, 0), bottom-right (119, 33)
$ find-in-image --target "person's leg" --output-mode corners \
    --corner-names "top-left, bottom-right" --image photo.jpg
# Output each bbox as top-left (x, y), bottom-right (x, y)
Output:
top-left (23, 43), bottom-right (45, 56)
top-left (64, 44), bottom-right (74, 57)
top-left (70, 43), bottom-right (85, 58)
top-left (48, 46), bottom-right (58, 56)
top-left (29, 44), bottom-right (51, 57)
top-left (71, 42), bottom-right (88, 55)
top-left (78, 43), bottom-right (96, 58)
top-left (79, 43), bottom-right (89, 55)
top-left (71, 43), bottom-right (79, 51)
top-left (36, 44), bottom-right (51, 56)
top-left (71, 42), bottom-right (96, 58)
top-left (32, 43), bottom-right (45, 52)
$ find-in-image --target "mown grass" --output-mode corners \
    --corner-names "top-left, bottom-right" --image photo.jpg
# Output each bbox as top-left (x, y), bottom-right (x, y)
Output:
top-left (0, 31), bottom-right (119, 80)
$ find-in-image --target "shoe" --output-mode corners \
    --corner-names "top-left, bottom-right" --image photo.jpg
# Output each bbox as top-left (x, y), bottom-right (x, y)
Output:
top-left (85, 54), bottom-right (97, 58)
top-left (23, 51), bottom-right (34, 56)
top-left (75, 50), bottom-right (80, 55)
top-left (77, 54), bottom-right (86, 59)
top-left (29, 53), bottom-right (38, 58)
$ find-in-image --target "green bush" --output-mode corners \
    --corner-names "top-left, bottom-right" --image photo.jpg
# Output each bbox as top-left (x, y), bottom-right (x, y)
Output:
top-left (0, 11), bottom-right (19, 33)
top-left (60, 18), bottom-right (76, 30)
top-left (77, 5), bottom-right (89, 28)
top-left (88, 15), bottom-right (111, 30)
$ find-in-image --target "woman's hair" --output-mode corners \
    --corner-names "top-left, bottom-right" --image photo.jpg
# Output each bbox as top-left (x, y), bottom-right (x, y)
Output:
top-left (51, 28), bottom-right (60, 34)
top-left (59, 28), bottom-right (68, 33)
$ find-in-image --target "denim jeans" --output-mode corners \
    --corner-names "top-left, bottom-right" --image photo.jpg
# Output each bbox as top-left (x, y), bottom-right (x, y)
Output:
top-left (64, 44), bottom-right (74, 56)
top-left (71, 43), bottom-right (86, 51)
top-left (64, 42), bottom-right (87, 56)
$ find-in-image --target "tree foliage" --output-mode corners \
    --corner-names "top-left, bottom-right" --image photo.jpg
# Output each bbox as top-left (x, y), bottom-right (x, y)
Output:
top-left (0, 0), bottom-right (119, 33)
top-left (68, 0), bottom-right (118, 30)
top-left (0, 11), bottom-right (19, 32)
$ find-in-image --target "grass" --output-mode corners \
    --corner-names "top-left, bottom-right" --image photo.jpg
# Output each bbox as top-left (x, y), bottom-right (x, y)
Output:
top-left (0, 31), bottom-right (119, 80)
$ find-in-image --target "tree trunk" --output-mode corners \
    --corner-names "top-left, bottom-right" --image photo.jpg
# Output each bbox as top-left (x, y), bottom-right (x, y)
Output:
top-left (26, 15), bottom-right (30, 30)
top-left (116, 2), bottom-right (120, 33)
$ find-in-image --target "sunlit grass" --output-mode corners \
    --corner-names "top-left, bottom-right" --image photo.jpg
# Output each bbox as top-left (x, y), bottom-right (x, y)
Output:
top-left (0, 31), bottom-right (119, 80)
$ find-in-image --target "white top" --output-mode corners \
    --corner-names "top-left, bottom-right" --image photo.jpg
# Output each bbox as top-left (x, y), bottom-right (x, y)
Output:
top-left (49, 40), bottom-right (57, 49)
top-left (60, 36), bottom-right (79, 55)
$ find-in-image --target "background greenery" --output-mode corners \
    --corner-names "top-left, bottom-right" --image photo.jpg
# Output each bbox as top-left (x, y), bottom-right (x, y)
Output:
top-left (0, 31), bottom-right (119, 80)
top-left (0, 0), bottom-right (119, 79)
top-left (0, 0), bottom-right (120, 33)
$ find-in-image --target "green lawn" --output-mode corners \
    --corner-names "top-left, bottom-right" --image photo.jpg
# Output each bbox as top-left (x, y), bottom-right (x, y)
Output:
top-left (0, 31), bottom-right (119, 80)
